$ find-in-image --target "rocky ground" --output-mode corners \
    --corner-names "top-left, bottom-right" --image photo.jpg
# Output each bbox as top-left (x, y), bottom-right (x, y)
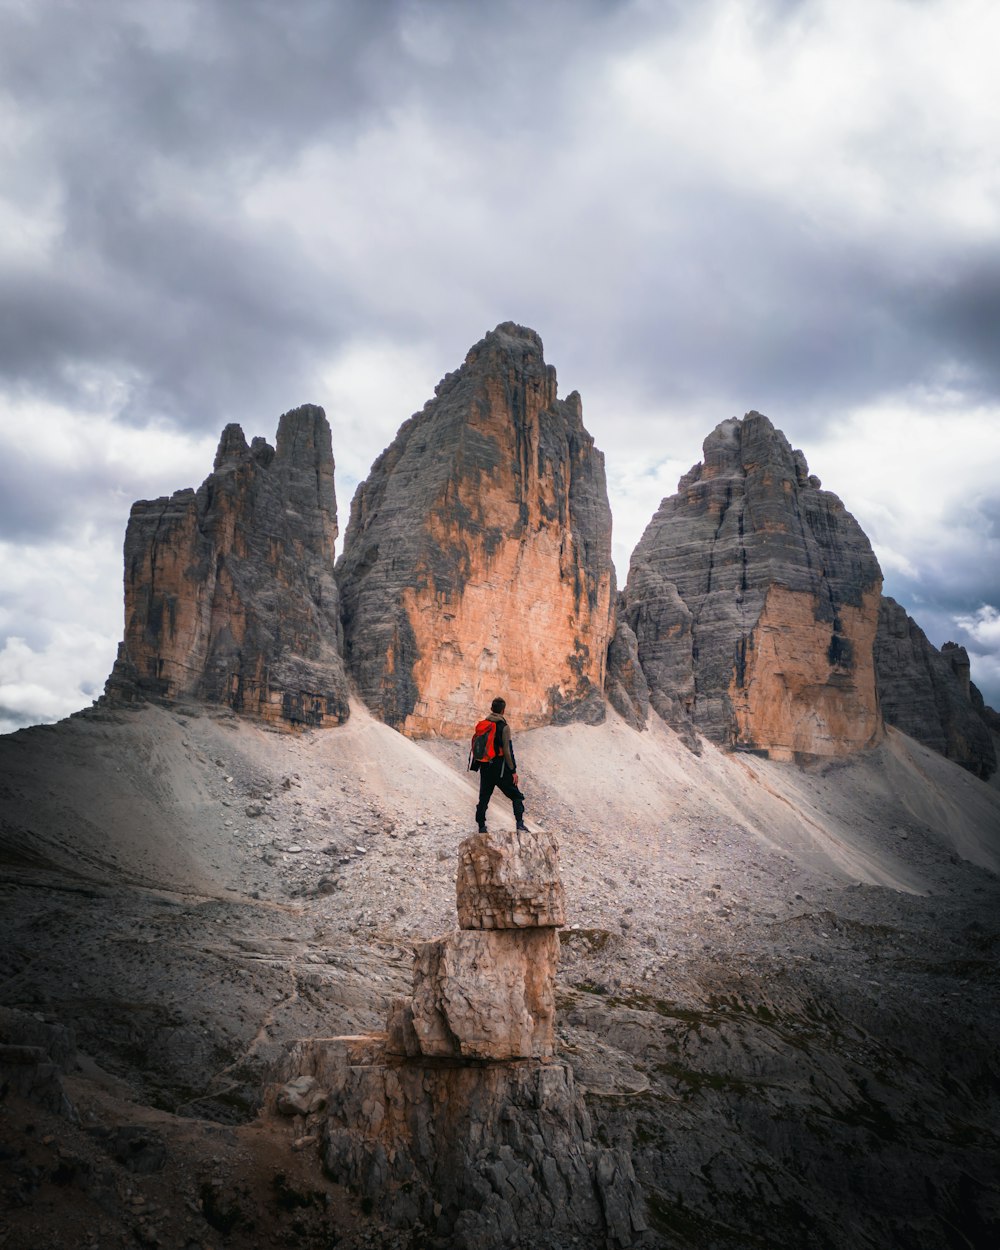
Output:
top-left (1, 700), bottom-right (999, 1249)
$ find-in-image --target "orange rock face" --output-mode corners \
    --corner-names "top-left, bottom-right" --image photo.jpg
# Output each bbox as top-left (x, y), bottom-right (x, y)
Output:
top-left (337, 324), bottom-right (615, 738)
top-left (730, 585), bottom-right (883, 760)
top-left (105, 406), bottom-right (350, 728)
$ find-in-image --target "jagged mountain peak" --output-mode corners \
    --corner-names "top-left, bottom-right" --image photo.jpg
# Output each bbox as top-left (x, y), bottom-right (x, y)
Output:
top-left (617, 408), bottom-right (884, 758)
top-left (105, 404), bottom-right (348, 728)
top-left (336, 325), bottom-right (614, 737)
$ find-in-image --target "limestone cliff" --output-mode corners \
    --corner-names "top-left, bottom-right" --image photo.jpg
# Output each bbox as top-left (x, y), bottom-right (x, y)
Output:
top-left (875, 597), bottom-right (997, 779)
top-left (335, 323), bottom-right (615, 738)
top-left (621, 412), bottom-right (884, 759)
top-left (105, 405), bottom-right (350, 728)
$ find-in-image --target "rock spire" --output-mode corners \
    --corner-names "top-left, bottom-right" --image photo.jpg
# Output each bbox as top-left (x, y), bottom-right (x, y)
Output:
top-left (105, 405), bottom-right (350, 728)
top-left (616, 412), bottom-right (884, 758)
top-left (335, 323), bottom-right (616, 738)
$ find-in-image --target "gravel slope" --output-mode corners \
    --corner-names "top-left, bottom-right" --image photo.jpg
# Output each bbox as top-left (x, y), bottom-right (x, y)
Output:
top-left (2, 701), bottom-right (998, 1248)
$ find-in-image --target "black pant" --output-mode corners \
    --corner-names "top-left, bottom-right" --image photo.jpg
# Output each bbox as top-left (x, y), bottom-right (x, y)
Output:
top-left (475, 760), bottom-right (524, 827)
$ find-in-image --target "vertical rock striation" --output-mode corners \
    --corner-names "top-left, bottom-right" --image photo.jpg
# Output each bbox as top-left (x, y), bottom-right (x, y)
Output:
top-left (105, 405), bottom-right (350, 728)
top-left (335, 323), bottom-right (615, 738)
top-left (621, 412), bottom-right (884, 758)
top-left (605, 613), bottom-right (651, 732)
top-left (875, 597), bottom-right (997, 779)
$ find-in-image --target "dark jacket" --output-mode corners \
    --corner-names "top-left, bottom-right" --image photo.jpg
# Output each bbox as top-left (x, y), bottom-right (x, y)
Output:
top-left (486, 712), bottom-right (517, 773)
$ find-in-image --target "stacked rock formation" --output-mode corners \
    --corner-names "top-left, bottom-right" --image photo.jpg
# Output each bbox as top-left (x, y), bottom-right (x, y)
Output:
top-left (286, 830), bottom-right (647, 1246)
top-left (335, 323), bottom-right (616, 738)
top-left (386, 828), bottom-right (565, 1061)
top-left (614, 412), bottom-right (885, 759)
top-left (104, 406), bottom-right (350, 728)
top-left (875, 597), bottom-right (997, 779)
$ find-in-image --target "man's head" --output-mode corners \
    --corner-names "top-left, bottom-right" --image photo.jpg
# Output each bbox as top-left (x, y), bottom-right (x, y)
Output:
top-left (490, 697), bottom-right (506, 714)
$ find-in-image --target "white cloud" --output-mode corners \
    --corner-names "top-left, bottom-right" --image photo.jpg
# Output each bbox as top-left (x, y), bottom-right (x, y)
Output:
top-left (795, 394), bottom-right (1000, 588)
top-left (606, 0), bottom-right (1000, 241)
top-left (955, 604), bottom-right (1000, 648)
top-left (0, 558), bottom-right (118, 735)
top-left (318, 337), bottom-right (443, 507)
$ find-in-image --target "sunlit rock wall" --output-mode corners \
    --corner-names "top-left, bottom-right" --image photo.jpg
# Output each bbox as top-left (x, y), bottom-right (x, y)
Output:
top-left (336, 323), bottom-right (615, 738)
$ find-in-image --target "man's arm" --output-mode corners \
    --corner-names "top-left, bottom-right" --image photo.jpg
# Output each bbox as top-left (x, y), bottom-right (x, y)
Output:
top-left (503, 723), bottom-right (518, 778)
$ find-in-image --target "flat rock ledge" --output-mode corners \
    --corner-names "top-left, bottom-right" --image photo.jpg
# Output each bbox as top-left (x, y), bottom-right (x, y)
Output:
top-left (267, 830), bottom-right (649, 1246)
top-left (457, 828), bottom-right (566, 929)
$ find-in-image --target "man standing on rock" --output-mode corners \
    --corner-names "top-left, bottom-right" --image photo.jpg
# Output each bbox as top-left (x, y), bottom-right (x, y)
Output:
top-left (473, 697), bottom-right (527, 834)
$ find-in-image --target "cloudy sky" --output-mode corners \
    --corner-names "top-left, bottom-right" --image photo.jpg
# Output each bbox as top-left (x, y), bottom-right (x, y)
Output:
top-left (2, 0), bottom-right (999, 733)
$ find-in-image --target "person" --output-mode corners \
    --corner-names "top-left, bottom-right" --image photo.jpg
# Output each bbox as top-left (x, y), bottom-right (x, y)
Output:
top-left (474, 696), bottom-right (527, 833)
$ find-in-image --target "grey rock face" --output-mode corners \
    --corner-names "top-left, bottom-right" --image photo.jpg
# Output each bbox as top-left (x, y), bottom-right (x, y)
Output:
top-left (622, 412), bottom-right (884, 758)
top-left (0, 1007), bottom-right (77, 1118)
top-left (875, 597), bottom-right (997, 779)
top-left (320, 1057), bottom-right (647, 1248)
top-left (105, 405), bottom-right (350, 728)
top-left (605, 614), bottom-right (650, 731)
top-left (335, 323), bottom-right (615, 738)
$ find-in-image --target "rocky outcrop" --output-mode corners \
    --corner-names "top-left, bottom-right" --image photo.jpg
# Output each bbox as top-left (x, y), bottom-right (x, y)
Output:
top-left (621, 412), bottom-right (884, 759)
top-left (399, 927), bottom-right (560, 1060)
top-left (104, 406), bottom-right (350, 728)
top-left (456, 827), bottom-right (566, 929)
top-left (875, 597), bottom-right (997, 779)
top-left (319, 1055), bottom-right (646, 1249)
top-left (0, 1007), bottom-right (77, 1119)
top-left (275, 829), bottom-right (647, 1247)
top-left (335, 323), bottom-right (615, 738)
top-left (388, 829), bottom-right (564, 1062)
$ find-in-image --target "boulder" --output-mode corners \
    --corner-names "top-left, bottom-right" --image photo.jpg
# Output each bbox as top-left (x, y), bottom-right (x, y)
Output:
top-left (456, 828), bottom-right (566, 929)
top-left (104, 405), bottom-right (350, 728)
top-left (335, 323), bottom-right (615, 738)
top-left (276, 1074), bottom-right (329, 1117)
top-left (405, 927), bottom-right (559, 1061)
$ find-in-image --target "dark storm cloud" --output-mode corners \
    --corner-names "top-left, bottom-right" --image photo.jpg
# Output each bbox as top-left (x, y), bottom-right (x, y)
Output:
top-left (0, 0), bottom-right (394, 425)
top-left (0, 0), bottom-right (636, 429)
top-left (3, 0), bottom-right (995, 439)
top-left (541, 187), bottom-right (998, 441)
top-left (915, 253), bottom-right (1000, 396)
top-left (3, 0), bottom-right (983, 437)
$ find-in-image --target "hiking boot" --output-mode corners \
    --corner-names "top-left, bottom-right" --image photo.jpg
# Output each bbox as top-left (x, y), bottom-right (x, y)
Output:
top-left (477, 823), bottom-right (488, 834)
top-left (516, 822), bottom-right (528, 832)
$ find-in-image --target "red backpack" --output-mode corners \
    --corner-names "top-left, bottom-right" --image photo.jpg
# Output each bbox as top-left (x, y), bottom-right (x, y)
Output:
top-left (469, 718), bottom-right (505, 770)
